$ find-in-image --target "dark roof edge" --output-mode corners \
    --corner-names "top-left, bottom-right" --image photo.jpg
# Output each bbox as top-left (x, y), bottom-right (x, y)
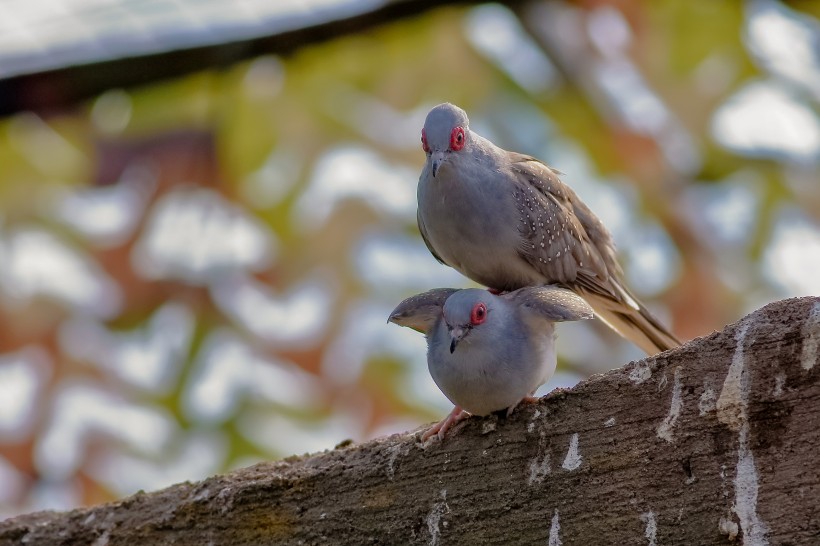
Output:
top-left (0, 0), bottom-right (500, 117)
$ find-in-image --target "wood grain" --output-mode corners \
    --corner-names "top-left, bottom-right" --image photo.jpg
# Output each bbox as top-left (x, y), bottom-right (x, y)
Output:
top-left (2, 296), bottom-right (818, 545)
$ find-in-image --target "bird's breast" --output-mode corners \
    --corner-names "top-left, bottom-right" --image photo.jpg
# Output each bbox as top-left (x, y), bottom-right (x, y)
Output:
top-left (418, 169), bottom-right (540, 289)
top-left (426, 327), bottom-right (554, 415)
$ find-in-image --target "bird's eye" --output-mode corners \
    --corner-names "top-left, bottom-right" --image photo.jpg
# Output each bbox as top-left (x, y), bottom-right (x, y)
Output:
top-left (421, 129), bottom-right (431, 153)
top-left (450, 126), bottom-right (466, 151)
top-left (470, 302), bottom-right (487, 325)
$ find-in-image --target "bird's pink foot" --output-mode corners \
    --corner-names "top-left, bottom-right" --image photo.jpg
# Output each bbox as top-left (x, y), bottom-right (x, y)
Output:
top-left (422, 406), bottom-right (468, 441)
top-left (487, 287), bottom-right (508, 295)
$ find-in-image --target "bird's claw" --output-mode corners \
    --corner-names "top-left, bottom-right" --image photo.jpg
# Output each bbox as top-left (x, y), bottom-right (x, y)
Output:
top-left (422, 406), bottom-right (467, 441)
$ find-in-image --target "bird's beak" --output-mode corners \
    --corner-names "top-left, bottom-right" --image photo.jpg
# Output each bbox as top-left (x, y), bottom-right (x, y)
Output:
top-left (431, 151), bottom-right (446, 178)
top-left (449, 326), bottom-right (467, 353)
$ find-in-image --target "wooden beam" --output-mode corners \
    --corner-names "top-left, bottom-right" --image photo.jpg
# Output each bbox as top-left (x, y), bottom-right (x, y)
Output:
top-left (2, 296), bottom-right (818, 544)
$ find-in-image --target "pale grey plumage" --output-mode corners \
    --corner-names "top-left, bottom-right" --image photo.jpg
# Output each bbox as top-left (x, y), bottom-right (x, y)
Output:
top-left (389, 286), bottom-right (592, 433)
top-left (417, 103), bottom-right (680, 355)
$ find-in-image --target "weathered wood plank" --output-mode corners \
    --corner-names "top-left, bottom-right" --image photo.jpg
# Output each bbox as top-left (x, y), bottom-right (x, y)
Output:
top-left (2, 296), bottom-right (818, 545)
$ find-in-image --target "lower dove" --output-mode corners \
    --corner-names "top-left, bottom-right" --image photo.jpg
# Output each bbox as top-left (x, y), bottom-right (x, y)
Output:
top-left (389, 285), bottom-right (593, 440)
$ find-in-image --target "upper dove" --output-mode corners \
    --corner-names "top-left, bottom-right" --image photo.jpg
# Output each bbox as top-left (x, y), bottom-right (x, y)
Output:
top-left (416, 102), bottom-right (680, 354)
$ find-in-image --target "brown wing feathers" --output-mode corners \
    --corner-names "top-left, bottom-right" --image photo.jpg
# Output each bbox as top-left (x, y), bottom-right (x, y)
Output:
top-left (510, 155), bottom-right (680, 354)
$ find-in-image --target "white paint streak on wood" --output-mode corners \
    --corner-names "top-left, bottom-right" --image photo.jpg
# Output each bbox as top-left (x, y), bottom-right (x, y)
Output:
top-left (217, 487), bottom-right (235, 514)
top-left (561, 433), bottom-right (581, 471)
top-left (719, 516), bottom-right (738, 540)
top-left (640, 511), bottom-right (657, 546)
top-left (92, 530), bottom-right (111, 546)
top-left (800, 301), bottom-right (820, 370)
top-left (735, 426), bottom-right (769, 546)
top-left (385, 443), bottom-right (409, 481)
top-left (657, 366), bottom-right (683, 442)
top-left (719, 464), bottom-right (731, 504)
top-left (481, 421), bottom-right (497, 434)
top-left (527, 432), bottom-right (551, 485)
top-left (772, 373), bottom-right (786, 398)
top-left (717, 321), bottom-right (770, 545)
top-left (527, 408), bottom-right (542, 433)
top-left (629, 360), bottom-right (652, 384)
top-left (699, 383), bottom-right (716, 416)
top-left (426, 490), bottom-right (449, 546)
top-left (716, 322), bottom-right (750, 432)
top-left (548, 510), bottom-right (562, 546)
top-left (657, 373), bottom-right (668, 391)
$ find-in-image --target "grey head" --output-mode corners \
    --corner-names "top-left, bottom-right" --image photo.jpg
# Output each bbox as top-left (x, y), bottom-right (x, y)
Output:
top-left (441, 288), bottom-right (501, 354)
top-left (387, 288), bottom-right (497, 352)
top-left (422, 103), bottom-right (472, 177)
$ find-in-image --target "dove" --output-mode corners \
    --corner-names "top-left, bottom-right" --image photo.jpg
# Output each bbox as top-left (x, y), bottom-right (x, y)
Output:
top-left (416, 102), bottom-right (680, 355)
top-left (389, 285), bottom-right (593, 440)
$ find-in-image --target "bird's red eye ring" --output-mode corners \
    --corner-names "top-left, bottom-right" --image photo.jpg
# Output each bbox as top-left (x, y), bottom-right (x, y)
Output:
top-left (470, 302), bottom-right (487, 325)
top-left (450, 126), bottom-right (465, 151)
top-left (421, 129), bottom-right (431, 153)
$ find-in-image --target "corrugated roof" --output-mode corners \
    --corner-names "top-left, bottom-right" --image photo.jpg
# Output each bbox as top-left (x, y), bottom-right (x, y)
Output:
top-left (0, 0), bottom-right (381, 78)
top-left (0, 0), bottom-right (497, 115)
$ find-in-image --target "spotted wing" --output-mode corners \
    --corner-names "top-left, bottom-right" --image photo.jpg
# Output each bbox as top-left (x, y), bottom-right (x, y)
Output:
top-left (508, 154), bottom-right (681, 353)
top-left (509, 153), bottom-right (620, 299)
top-left (504, 285), bottom-right (593, 323)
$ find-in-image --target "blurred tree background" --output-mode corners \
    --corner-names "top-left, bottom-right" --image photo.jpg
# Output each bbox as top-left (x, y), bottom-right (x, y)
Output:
top-left (1, 0), bottom-right (819, 518)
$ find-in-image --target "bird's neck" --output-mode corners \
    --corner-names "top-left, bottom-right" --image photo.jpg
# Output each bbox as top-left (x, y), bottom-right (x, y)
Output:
top-left (468, 134), bottom-right (503, 165)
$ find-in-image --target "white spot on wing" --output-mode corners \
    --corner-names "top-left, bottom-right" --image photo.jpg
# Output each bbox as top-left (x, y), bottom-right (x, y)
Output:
top-left (801, 301), bottom-right (820, 370)
top-left (548, 509), bottom-right (562, 546)
top-left (561, 433), bottom-right (581, 471)
top-left (657, 367), bottom-right (683, 442)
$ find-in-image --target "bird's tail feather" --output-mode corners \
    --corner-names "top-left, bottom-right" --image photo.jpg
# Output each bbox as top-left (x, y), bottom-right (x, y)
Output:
top-left (578, 288), bottom-right (680, 355)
